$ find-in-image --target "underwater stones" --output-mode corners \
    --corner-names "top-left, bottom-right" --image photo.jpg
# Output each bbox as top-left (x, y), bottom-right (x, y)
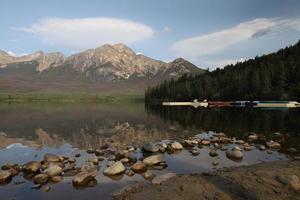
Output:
top-left (171, 141), bottom-right (183, 150)
top-left (226, 148), bottom-right (243, 160)
top-left (44, 165), bottom-right (63, 177)
top-left (33, 174), bottom-right (49, 184)
top-left (151, 173), bottom-right (176, 185)
top-left (209, 150), bottom-right (218, 157)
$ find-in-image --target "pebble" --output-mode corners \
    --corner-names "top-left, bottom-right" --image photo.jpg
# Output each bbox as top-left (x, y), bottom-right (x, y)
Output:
top-left (143, 154), bottom-right (164, 166)
top-left (151, 173), bottom-right (176, 185)
top-left (0, 170), bottom-right (12, 183)
top-left (209, 150), bottom-right (218, 157)
top-left (103, 161), bottom-right (125, 176)
top-left (171, 141), bottom-right (183, 150)
top-left (131, 162), bottom-right (147, 173)
top-left (142, 171), bottom-right (155, 180)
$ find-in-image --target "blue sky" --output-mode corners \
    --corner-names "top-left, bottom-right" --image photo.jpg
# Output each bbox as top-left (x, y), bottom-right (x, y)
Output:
top-left (1, 0), bottom-right (300, 69)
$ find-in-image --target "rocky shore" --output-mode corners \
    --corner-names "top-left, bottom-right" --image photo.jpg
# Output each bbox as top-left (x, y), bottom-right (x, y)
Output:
top-left (0, 131), bottom-right (299, 197)
top-left (115, 160), bottom-right (300, 200)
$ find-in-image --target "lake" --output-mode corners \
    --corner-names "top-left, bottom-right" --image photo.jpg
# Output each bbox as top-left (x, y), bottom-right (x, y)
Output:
top-left (0, 102), bottom-right (299, 199)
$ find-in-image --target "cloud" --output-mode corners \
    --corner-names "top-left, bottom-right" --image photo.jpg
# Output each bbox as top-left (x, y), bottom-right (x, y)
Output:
top-left (7, 51), bottom-right (28, 57)
top-left (171, 18), bottom-right (300, 60)
top-left (163, 26), bottom-right (172, 32)
top-left (14, 17), bottom-right (155, 51)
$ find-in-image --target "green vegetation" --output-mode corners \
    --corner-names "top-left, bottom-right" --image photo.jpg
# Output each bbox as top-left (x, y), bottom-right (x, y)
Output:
top-left (0, 92), bottom-right (143, 103)
top-left (145, 40), bottom-right (300, 103)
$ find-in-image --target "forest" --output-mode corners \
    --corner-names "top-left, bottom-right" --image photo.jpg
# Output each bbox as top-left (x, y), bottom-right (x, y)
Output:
top-left (145, 40), bottom-right (300, 103)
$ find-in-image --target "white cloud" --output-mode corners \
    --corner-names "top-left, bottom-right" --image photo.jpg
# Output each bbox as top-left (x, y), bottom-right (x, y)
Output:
top-left (163, 26), bottom-right (172, 32)
top-left (171, 18), bottom-right (300, 60)
top-left (7, 51), bottom-right (28, 57)
top-left (14, 17), bottom-right (155, 51)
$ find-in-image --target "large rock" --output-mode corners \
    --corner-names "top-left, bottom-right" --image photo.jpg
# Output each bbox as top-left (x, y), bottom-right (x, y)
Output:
top-left (104, 161), bottom-right (125, 176)
top-left (72, 170), bottom-right (97, 186)
top-left (33, 174), bottom-right (49, 184)
top-left (143, 143), bottom-right (159, 153)
top-left (44, 166), bottom-right (63, 177)
top-left (44, 153), bottom-right (60, 162)
top-left (276, 175), bottom-right (300, 191)
top-left (171, 142), bottom-right (183, 150)
top-left (266, 141), bottom-right (281, 149)
top-left (151, 173), bottom-right (176, 185)
top-left (0, 170), bottom-right (12, 183)
top-left (131, 162), bottom-right (147, 173)
top-left (226, 149), bottom-right (243, 160)
top-left (143, 154), bottom-right (164, 166)
top-left (23, 161), bottom-right (41, 173)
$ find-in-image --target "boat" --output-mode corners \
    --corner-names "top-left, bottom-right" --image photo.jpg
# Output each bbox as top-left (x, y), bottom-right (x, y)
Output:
top-left (253, 101), bottom-right (300, 108)
top-left (162, 99), bottom-right (208, 108)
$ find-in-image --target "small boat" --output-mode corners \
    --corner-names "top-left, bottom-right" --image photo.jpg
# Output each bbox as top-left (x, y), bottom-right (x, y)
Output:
top-left (253, 101), bottom-right (300, 108)
top-left (162, 99), bottom-right (208, 108)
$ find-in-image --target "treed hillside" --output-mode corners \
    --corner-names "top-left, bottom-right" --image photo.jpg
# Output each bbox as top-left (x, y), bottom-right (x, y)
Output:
top-left (145, 40), bottom-right (300, 102)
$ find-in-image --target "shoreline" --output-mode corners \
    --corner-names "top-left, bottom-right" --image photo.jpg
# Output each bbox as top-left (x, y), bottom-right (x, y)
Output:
top-left (115, 160), bottom-right (300, 200)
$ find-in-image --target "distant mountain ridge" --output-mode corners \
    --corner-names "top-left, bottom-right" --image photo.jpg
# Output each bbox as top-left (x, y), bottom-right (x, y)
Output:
top-left (0, 44), bottom-right (205, 94)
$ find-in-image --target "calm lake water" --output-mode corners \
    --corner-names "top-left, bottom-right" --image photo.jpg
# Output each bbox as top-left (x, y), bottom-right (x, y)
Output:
top-left (0, 102), bottom-right (299, 199)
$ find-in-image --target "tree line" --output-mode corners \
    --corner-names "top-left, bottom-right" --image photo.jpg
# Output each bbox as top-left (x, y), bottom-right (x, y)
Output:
top-left (145, 40), bottom-right (300, 103)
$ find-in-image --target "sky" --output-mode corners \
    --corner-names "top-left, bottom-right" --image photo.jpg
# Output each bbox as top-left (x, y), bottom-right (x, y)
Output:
top-left (1, 0), bottom-right (300, 69)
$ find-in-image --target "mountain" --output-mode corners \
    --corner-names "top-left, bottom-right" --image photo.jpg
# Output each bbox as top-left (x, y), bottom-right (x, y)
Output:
top-left (146, 40), bottom-right (300, 102)
top-left (0, 44), bottom-right (204, 94)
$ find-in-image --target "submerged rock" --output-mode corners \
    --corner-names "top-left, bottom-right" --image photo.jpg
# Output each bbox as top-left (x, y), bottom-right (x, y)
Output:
top-left (142, 171), bottom-right (155, 180)
top-left (103, 161), bottom-right (125, 176)
top-left (151, 173), bottom-right (176, 185)
top-left (0, 170), bottom-right (12, 183)
top-left (72, 170), bottom-right (97, 186)
top-left (51, 175), bottom-right (63, 182)
top-left (1, 162), bottom-right (18, 170)
top-left (209, 150), bottom-right (218, 157)
top-left (143, 154), bottom-right (164, 166)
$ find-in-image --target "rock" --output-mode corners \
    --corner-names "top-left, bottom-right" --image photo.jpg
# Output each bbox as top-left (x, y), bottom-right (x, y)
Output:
top-left (44, 166), bottom-right (63, 177)
top-left (244, 143), bottom-right (253, 151)
top-left (87, 148), bottom-right (95, 154)
top-left (44, 153), bottom-right (60, 162)
top-left (103, 161), bottom-right (125, 176)
top-left (184, 139), bottom-right (198, 146)
top-left (131, 162), bottom-right (147, 173)
top-left (287, 148), bottom-right (298, 154)
top-left (107, 161), bottom-right (115, 167)
top-left (125, 169), bottom-right (135, 177)
top-left (95, 149), bottom-right (104, 156)
top-left (171, 141), bottom-right (183, 150)
top-left (142, 171), bottom-right (155, 180)
top-left (0, 170), bottom-right (12, 183)
top-left (212, 161), bottom-right (219, 166)
top-left (31, 184), bottom-right (42, 189)
top-left (235, 140), bottom-right (245, 144)
top-left (72, 170), bottom-right (97, 186)
top-left (43, 186), bottom-right (51, 192)
top-left (68, 158), bottom-right (76, 163)
top-left (1, 162), bottom-right (18, 170)
top-left (81, 162), bottom-right (97, 172)
top-left (226, 150), bottom-right (243, 160)
top-left (8, 168), bottom-right (18, 176)
top-left (75, 154), bottom-right (81, 158)
top-left (232, 146), bottom-right (242, 151)
top-left (209, 150), bottom-right (218, 157)
top-left (143, 154), bottom-right (164, 166)
top-left (87, 157), bottom-right (99, 165)
top-left (120, 158), bottom-right (129, 163)
top-left (127, 146), bottom-right (135, 152)
top-left (151, 173), bottom-right (176, 185)
top-left (201, 140), bottom-right (211, 145)
top-left (143, 143), bottom-right (159, 153)
top-left (190, 148), bottom-right (200, 156)
top-left (51, 176), bottom-right (63, 182)
top-left (276, 175), bottom-right (300, 191)
top-left (23, 161), bottom-right (41, 173)
top-left (258, 145), bottom-right (266, 151)
top-left (248, 133), bottom-right (258, 141)
top-left (266, 141), bottom-right (281, 149)
top-left (33, 174), bottom-right (49, 184)
top-left (214, 143), bottom-right (221, 149)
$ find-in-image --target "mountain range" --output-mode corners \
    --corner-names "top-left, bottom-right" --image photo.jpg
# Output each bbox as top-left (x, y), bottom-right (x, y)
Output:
top-left (0, 44), bottom-right (204, 95)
